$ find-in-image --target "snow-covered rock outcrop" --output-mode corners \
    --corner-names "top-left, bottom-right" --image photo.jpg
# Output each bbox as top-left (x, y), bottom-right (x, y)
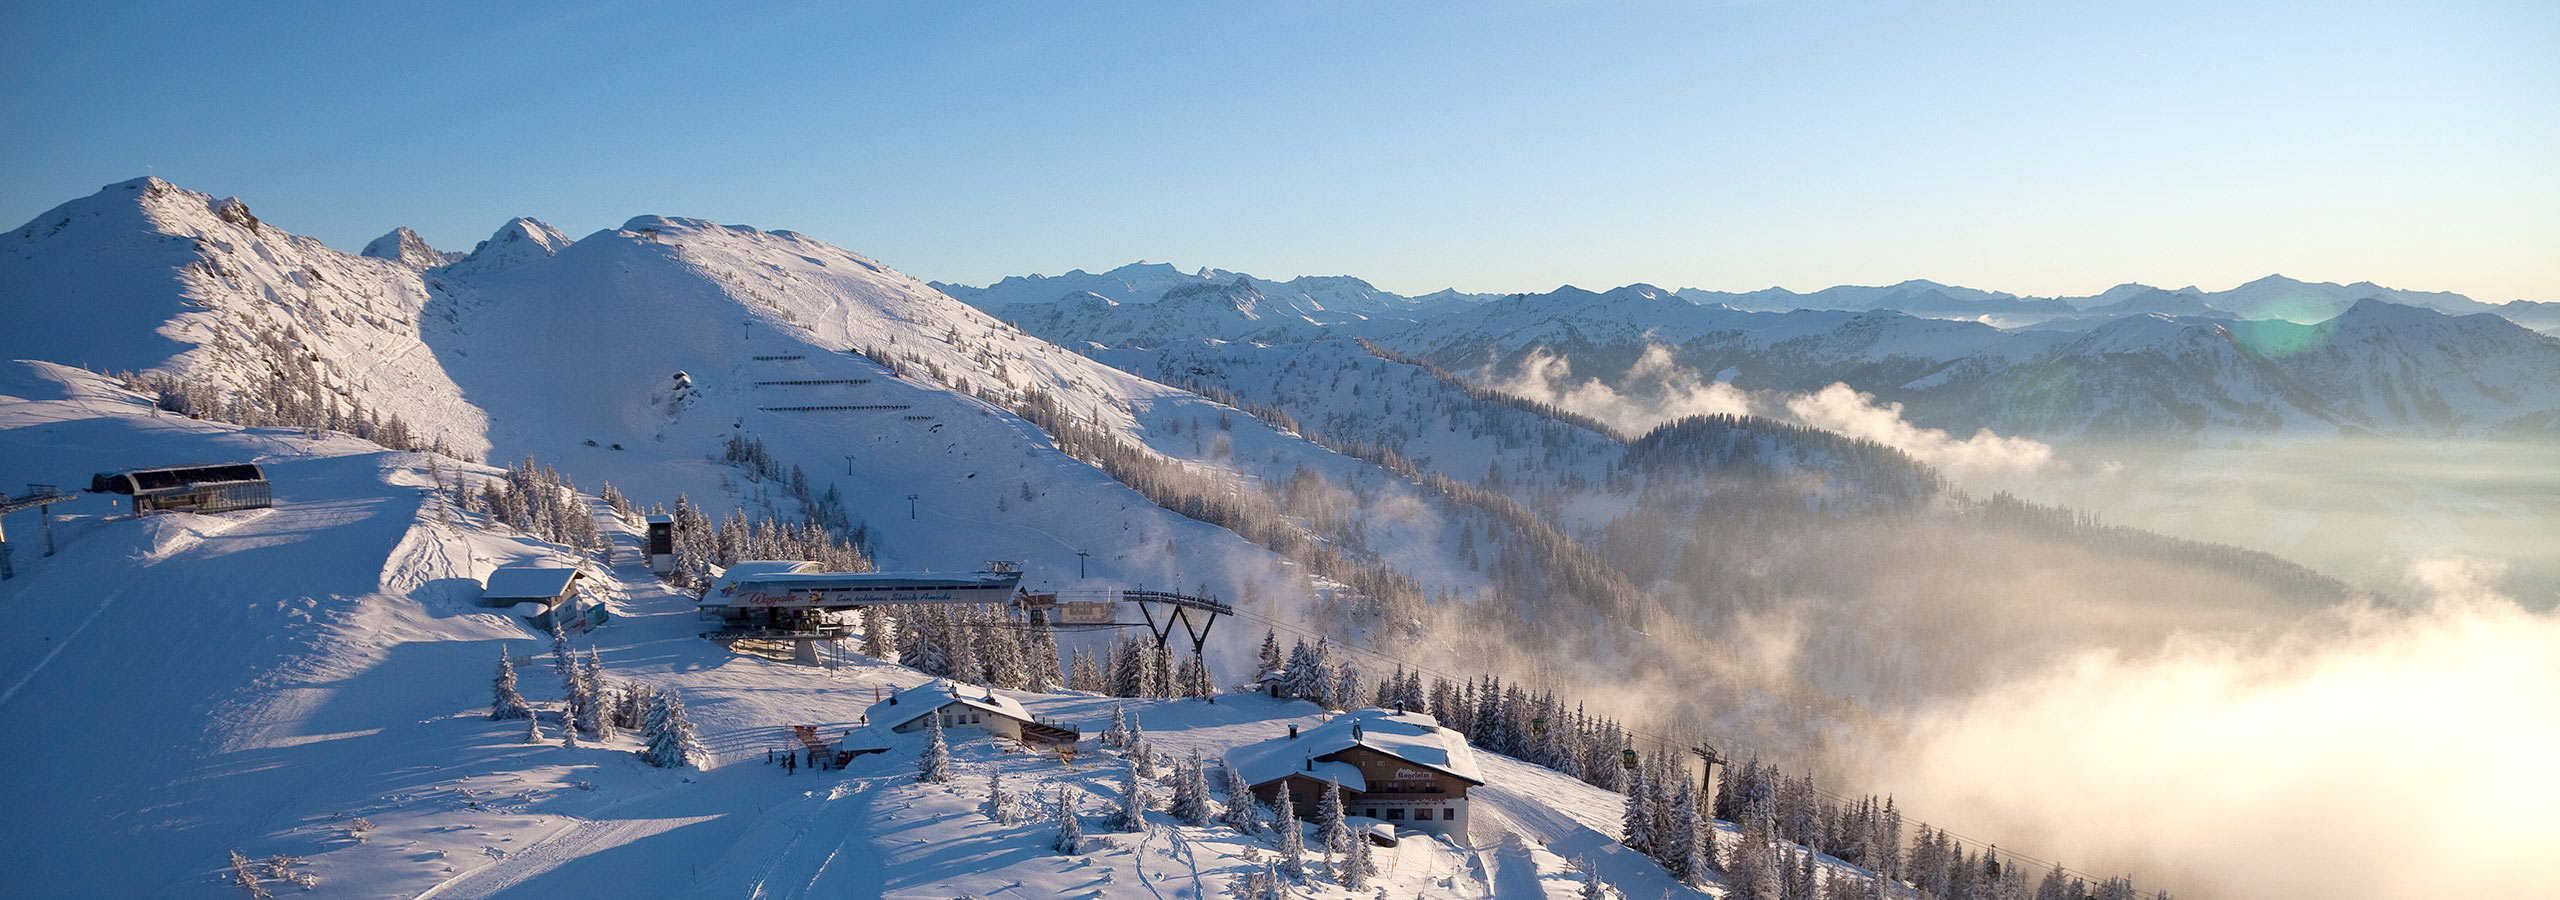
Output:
top-left (360, 225), bottom-right (465, 269)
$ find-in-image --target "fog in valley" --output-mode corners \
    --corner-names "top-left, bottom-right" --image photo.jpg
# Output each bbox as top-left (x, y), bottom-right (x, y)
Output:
top-left (1390, 343), bottom-right (2558, 899)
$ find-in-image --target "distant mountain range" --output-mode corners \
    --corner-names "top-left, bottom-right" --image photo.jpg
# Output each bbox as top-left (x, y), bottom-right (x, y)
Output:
top-left (936, 267), bottom-right (2560, 445)
top-left (940, 265), bottom-right (2560, 341)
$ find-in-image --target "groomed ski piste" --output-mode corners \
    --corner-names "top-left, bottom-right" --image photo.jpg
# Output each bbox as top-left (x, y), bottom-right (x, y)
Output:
top-left (0, 360), bottom-right (1810, 899)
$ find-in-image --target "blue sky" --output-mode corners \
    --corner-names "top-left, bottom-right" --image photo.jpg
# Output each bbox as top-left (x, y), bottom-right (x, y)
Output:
top-left (4, 0), bottom-right (2554, 300)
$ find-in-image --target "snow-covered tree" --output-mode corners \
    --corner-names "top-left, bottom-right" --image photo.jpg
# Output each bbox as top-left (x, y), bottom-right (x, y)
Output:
top-left (1128, 719), bottom-right (1155, 778)
top-left (979, 609), bottom-right (1027, 690)
top-left (946, 613), bottom-right (983, 685)
top-left (984, 769), bottom-right (1014, 824)
top-left (548, 618), bottom-right (574, 678)
top-left (1108, 761), bottom-right (1148, 832)
top-left (916, 709), bottom-right (952, 783)
top-left (1622, 756), bottom-right (1658, 858)
top-left (522, 708), bottom-right (545, 744)
top-left (1346, 824), bottom-right (1376, 887)
top-left (1315, 777), bottom-right (1351, 858)
top-left (1230, 866), bottom-right (1275, 900)
top-left (1666, 779), bottom-right (1702, 881)
top-left (1220, 765), bottom-right (1264, 833)
top-left (640, 685), bottom-right (702, 768)
top-left (1103, 703), bottom-right (1130, 749)
top-left (1051, 788), bottom-right (1082, 854)
top-left (1257, 628), bottom-right (1283, 674)
top-left (1023, 622), bottom-right (1061, 693)
top-left (1274, 788), bottom-right (1306, 880)
top-left (1170, 749), bottom-right (1213, 826)
top-left (1577, 855), bottom-right (1612, 900)
top-left (576, 650), bottom-right (612, 739)
top-left (860, 606), bottom-right (891, 660)
top-left (489, 644), bottom-right (530, 720)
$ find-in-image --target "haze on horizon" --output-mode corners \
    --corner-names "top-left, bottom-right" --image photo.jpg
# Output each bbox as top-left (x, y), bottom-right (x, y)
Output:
top-left (4, 0), bottom-right (2555, 303)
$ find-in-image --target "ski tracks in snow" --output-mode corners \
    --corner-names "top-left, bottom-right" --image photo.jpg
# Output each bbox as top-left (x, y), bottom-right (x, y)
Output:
top-left (724, 777), bottom-right (883, 900)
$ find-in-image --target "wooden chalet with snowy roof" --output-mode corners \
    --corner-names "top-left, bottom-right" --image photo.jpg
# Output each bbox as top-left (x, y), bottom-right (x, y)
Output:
top-left (863, 679), bottom-right (1079, 747)
top-left (480, 565), bottom-right (607, 632)
top-left (1224, 707), bottom-right (1484, 840)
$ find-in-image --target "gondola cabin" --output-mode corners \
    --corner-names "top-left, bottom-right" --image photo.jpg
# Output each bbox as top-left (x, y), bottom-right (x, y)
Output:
top-left (88, 464), bottom-right (271, 514)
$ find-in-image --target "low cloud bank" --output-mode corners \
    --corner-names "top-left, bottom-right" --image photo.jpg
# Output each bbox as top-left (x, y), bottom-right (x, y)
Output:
top-left (1883, 556), bottom-right (2560, 900)
top-left (1783, 383), bottom-right (2055, 481)
top-left (1492, 345), bottom-right (1751, 435)
top-left (1487, 347), bottom-right (2057, 482)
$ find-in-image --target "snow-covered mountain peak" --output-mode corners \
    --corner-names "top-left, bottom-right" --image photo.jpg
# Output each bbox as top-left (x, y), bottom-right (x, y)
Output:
top-left (360, 226), bottom-right (464, 269)
top-left (444, 216), bottom-right (572, 277)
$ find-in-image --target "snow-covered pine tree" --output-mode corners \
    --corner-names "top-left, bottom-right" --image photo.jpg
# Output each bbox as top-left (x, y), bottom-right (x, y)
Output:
top-left (1280, 640), bottom-right (1312, 700)
top-left (1170, 749), bottom-right (1213, 826)
top-left (1329, 662), bottom-right (1361, 713)
top-left (1732, 797), bottom-right (1786, 900)
top-left (1880, 797), bottom-right (1903, 880)
top-left (523, 707), bottom-right (545, 744)
top-left (1109, 635), bottom-right (1146, 697)
top-left (2032, 863), bottom-right (2073, 900)
top-left (548, 618), bottom-right (574, 678)
top-left (1068, 647), bottom-right (1100, 693)
top-left (984, 769), bottom-right (1013, 824)
top-left (640, 685), bottom-right (702, 768)
top-left (576, 650), bottom-right (612, 739)
top-left (1023, 621), bottom-right (1061, 693)
top-left (1257, 628), bottom-right (1283, 674)
top-left (905, 608), bottom-right (951, 676)
top-left (616, 682), bottom-right (651, 732)
top-left (1315, 776), bottom-right (1350, 858)
top-left (1108, 761), bottom-right (1147, 832)
top-left (1220, 765), bottom-right (1264, 833)
top-left (1622, 757), bottom-right (1658, 858)
top-left (1576, 855), bottom-right (1612, 900)
top-left (1230, 866), bottom-right (1273, 900)
top-left (1273, 788), bottom-right (1305, 880)
top-left (1104, 703), bottom-right (1130, 749)
top-left (1350, 820), bottom-right (1378, 881)
top-left (1666, 779), bottom-right (1701, 880)
top-left (1129, 719), bottom-right (1155, 778)
top-left (490, 644), bottom-right (530, 720)
top-left (946, 612), bottom-right (983, 685)
top-left (860, 606), bottom-right (891, 660)
top-left (916, 708), bottom-right (952, 783)
top-left (1052, 788), bottom-right (1082, 854)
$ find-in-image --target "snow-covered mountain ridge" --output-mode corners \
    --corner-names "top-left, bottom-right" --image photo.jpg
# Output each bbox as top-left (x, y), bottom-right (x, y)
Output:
top-left (0, 177), bottom-right (490, 457)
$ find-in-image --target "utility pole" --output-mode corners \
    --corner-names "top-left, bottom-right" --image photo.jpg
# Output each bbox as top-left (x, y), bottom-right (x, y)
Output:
top-left (743, 318), bottom-right (752, 340)
top-left (1077, 550), bottom-right (1089, 579)
top-left (844, 454), bottom-right (855, 475)
top-left (906, 493), bottom-right (918, 519)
